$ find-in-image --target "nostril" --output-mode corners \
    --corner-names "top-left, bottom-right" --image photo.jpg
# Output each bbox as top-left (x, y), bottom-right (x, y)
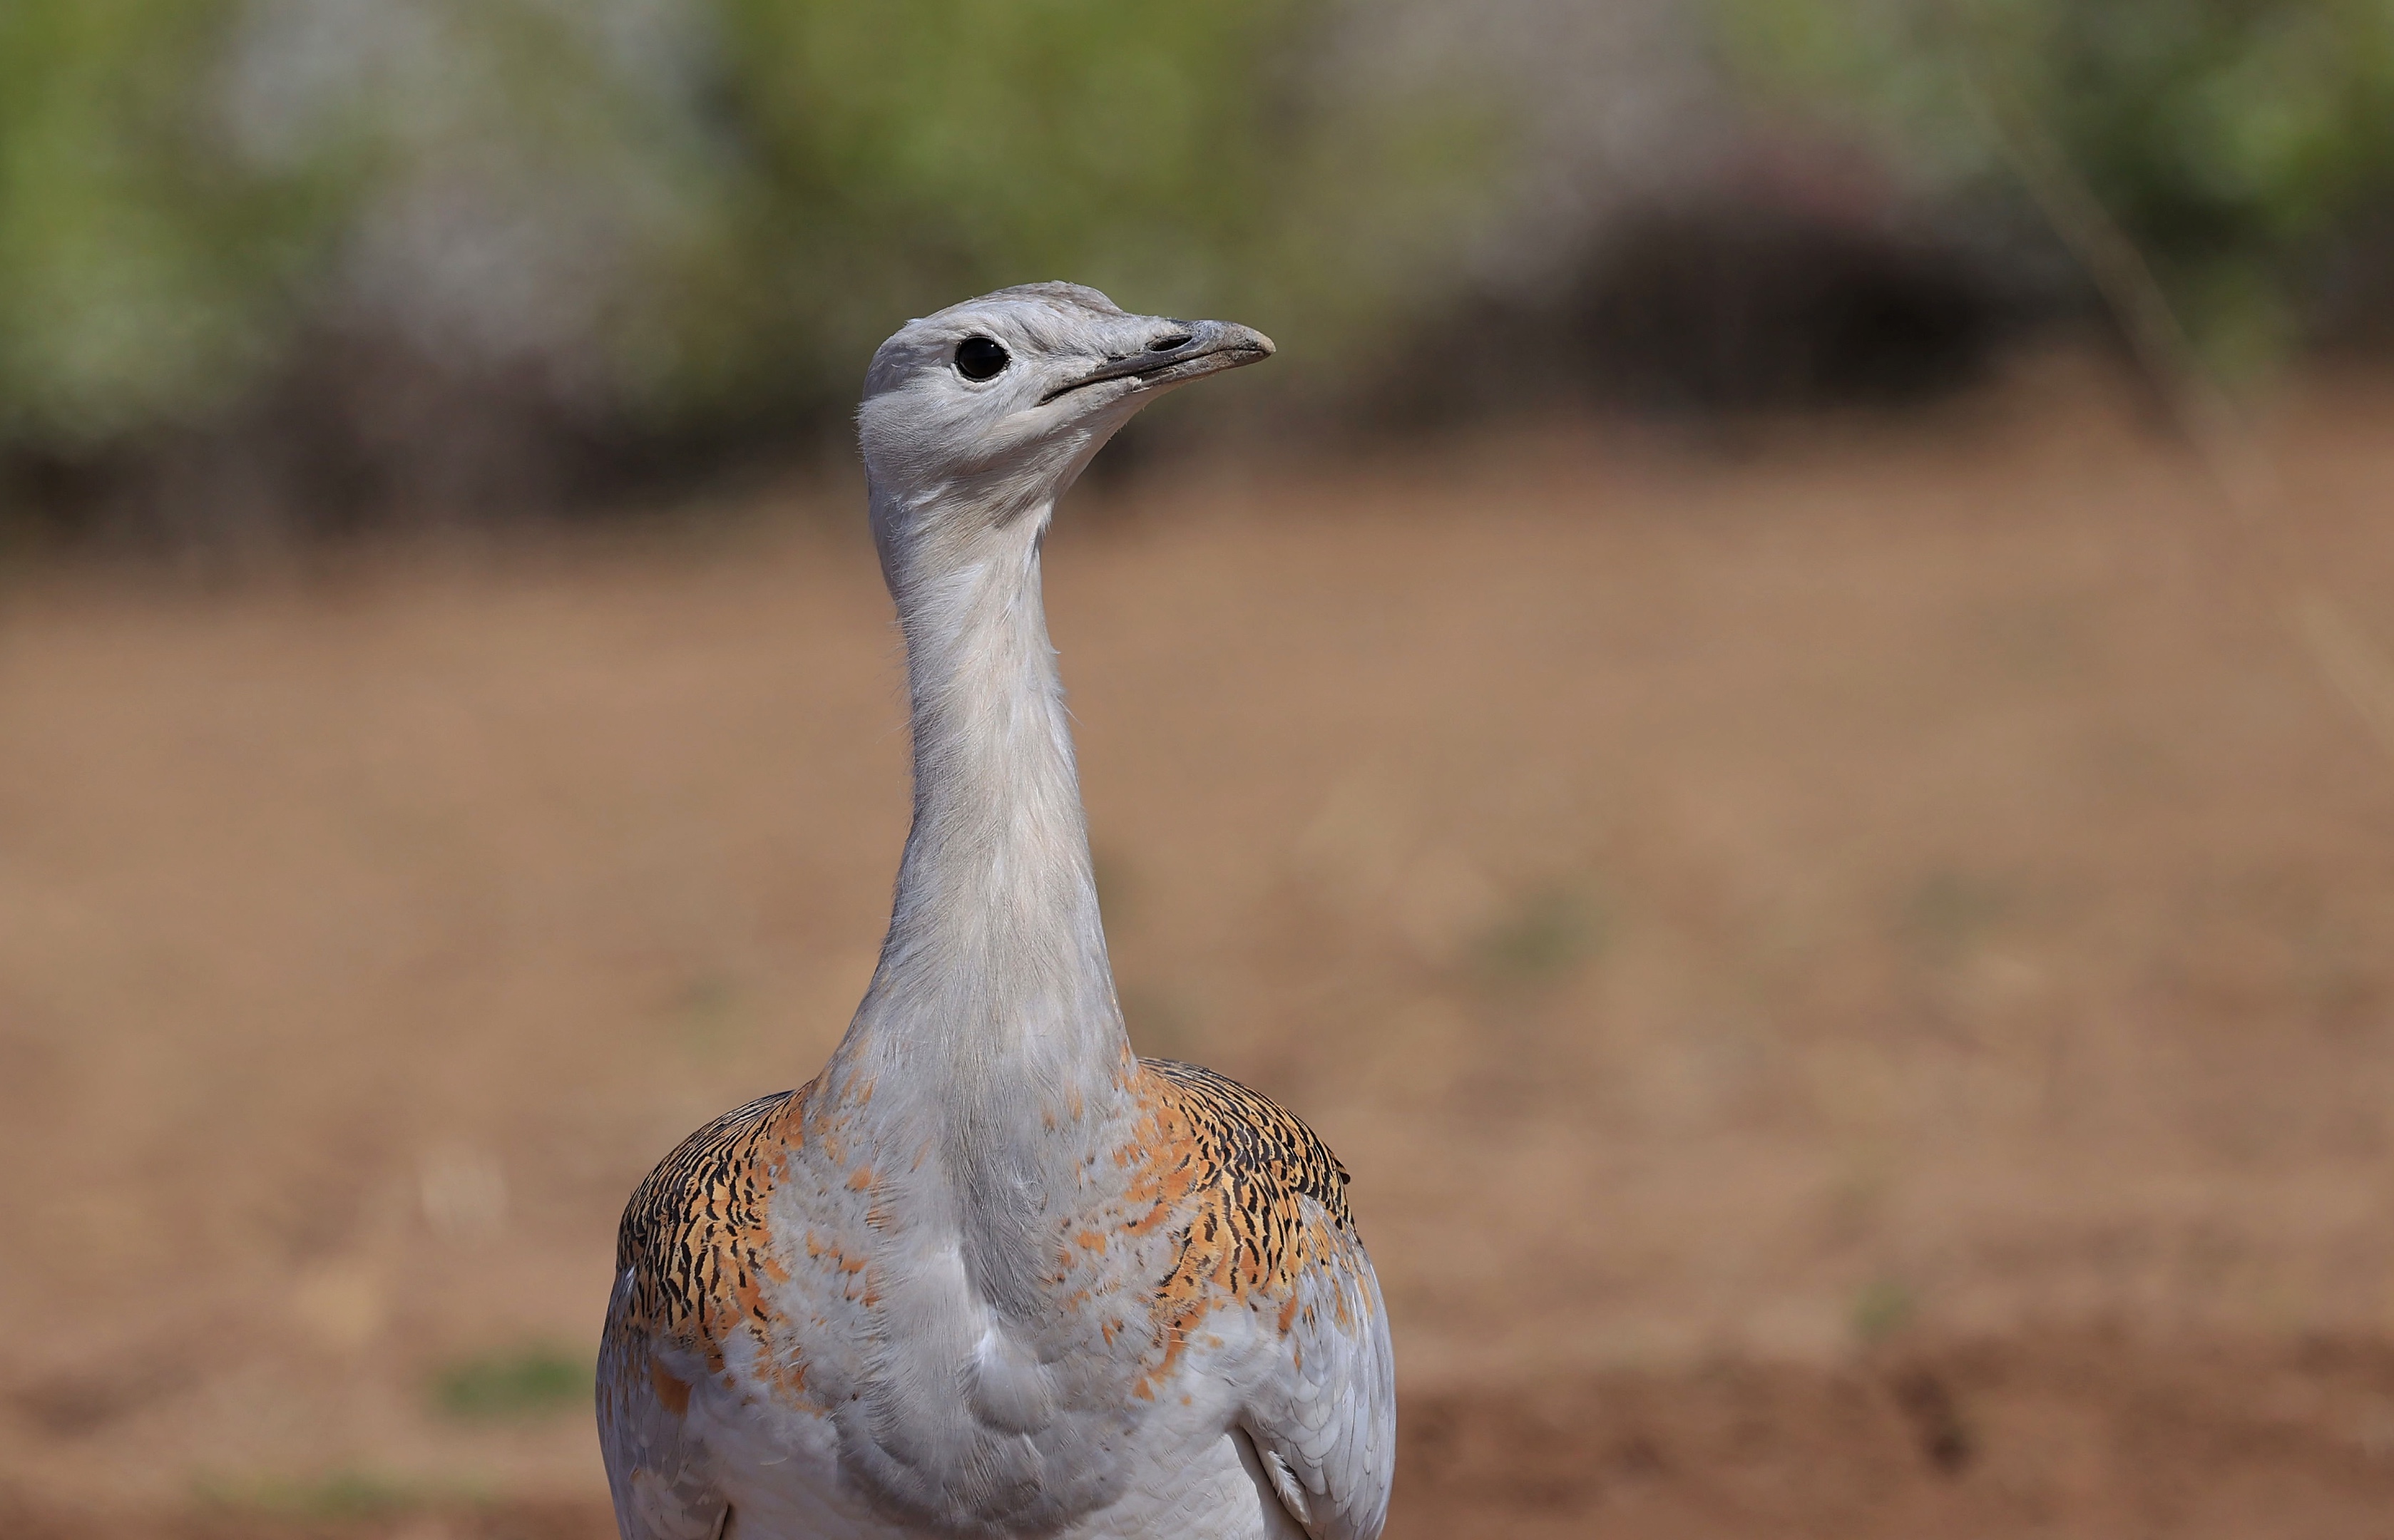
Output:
top-left (1150, 332), bottom-right (1193, 353)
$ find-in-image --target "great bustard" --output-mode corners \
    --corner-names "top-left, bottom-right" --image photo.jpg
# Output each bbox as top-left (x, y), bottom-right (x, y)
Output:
top-left (598, 284), bottom-right (1395, 1540)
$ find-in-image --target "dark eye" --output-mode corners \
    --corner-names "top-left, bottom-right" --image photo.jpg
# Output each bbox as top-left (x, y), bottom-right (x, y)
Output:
top-left (954, 336), bottom-right (1009, 381)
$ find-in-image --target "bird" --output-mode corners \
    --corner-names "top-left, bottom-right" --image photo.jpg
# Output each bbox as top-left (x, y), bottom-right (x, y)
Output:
top-left (598, 283), bottom-right (1395, 1540)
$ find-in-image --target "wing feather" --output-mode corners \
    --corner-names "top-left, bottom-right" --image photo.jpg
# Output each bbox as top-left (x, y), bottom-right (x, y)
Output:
top-left (598, 1270), bottom-right (729, 1540)
top-left (598, 1090), bottom-right (794, 1540)
top-left (1140, 1059), bottom-right (1396, 1540)
top-left (1239, 1223), bottom-right (1396, 1540)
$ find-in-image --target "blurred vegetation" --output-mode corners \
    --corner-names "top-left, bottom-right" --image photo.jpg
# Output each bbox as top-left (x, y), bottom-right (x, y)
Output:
top-left (0, 0), bottom-right (328, 449)
top-left (1711, 0), bottom-right (2394, 375)
top-left (0, 0), bottom-right (1495, 533)
top-left (4, 0), bottom-right (2393, 538)
top-left (657, 1), bottom-right (1494, 428)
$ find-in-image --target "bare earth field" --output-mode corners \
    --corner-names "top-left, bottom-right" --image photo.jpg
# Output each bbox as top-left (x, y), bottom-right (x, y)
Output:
top-left (7, 359), bottom-right (2394, 1536)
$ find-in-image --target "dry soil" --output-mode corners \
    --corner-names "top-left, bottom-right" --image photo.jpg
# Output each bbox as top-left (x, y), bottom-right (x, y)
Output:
top-left (8, 358), bottom-right (2394, 1536)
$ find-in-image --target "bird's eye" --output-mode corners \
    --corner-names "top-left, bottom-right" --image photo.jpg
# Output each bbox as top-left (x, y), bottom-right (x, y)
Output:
top-left (954, 336), bottom-right (1010, 381)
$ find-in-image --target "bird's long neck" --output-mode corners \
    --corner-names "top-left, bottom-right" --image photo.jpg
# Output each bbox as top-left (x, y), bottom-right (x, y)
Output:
top-left (838, 491), bottom-right (1132, 1192)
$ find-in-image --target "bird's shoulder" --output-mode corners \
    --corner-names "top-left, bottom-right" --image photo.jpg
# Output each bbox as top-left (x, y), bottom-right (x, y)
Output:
top-left (1126, 1059), bottom-right (1393, 1540)
top-left (1126, 1057), bottom-right (1359, 1297)
top-left (612, 1085), bottom-right (806, 1365)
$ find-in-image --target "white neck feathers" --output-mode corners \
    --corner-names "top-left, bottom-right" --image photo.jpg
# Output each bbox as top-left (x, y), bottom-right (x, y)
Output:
top-left (840, 488), bottom-right (1130, 1142)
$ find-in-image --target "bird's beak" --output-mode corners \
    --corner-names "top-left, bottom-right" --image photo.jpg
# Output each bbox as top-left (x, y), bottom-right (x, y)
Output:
top-left (1040, 319), bottom-right (1275, 404)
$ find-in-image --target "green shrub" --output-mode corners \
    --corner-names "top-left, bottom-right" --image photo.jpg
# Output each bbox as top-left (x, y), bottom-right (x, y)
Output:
top-left (0, 0), bottom-right (1498, 473)
top-left (0, 0), bottom-right (331, 446)
top-left (1710, 0), bottom-right (2394, 369)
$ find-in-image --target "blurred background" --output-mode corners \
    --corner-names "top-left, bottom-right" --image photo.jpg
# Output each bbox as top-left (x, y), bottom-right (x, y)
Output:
top-left (6, 1), bottom-right (2394, 1536)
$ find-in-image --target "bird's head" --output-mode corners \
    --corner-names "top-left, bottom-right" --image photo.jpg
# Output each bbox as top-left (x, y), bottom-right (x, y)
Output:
top-left (859, 283), bottom-right (1272, 584)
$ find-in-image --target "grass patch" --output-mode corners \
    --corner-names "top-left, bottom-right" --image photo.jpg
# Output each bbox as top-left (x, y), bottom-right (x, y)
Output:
top-left (431, 1343), bottom-right (593, 1423)
top-left (670, 973), bottom-right (745, 1061)
top-left (1898, 870), bottom-right (2012, 964)
top-left (196, 1469), bottom-right (436, 1519)
top-left (1852, 1277), bottom-right (1917, 1345)
top-left (1473, 885), bottom-right (1604, 986)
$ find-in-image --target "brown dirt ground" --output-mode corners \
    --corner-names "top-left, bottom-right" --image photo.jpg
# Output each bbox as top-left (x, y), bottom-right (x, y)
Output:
top-left (7, 354), bottom-right (2394, 1536)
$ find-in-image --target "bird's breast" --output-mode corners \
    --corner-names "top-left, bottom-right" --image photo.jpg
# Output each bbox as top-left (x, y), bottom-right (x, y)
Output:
top-left (720, 1083), bottom-right (1177, 1530)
